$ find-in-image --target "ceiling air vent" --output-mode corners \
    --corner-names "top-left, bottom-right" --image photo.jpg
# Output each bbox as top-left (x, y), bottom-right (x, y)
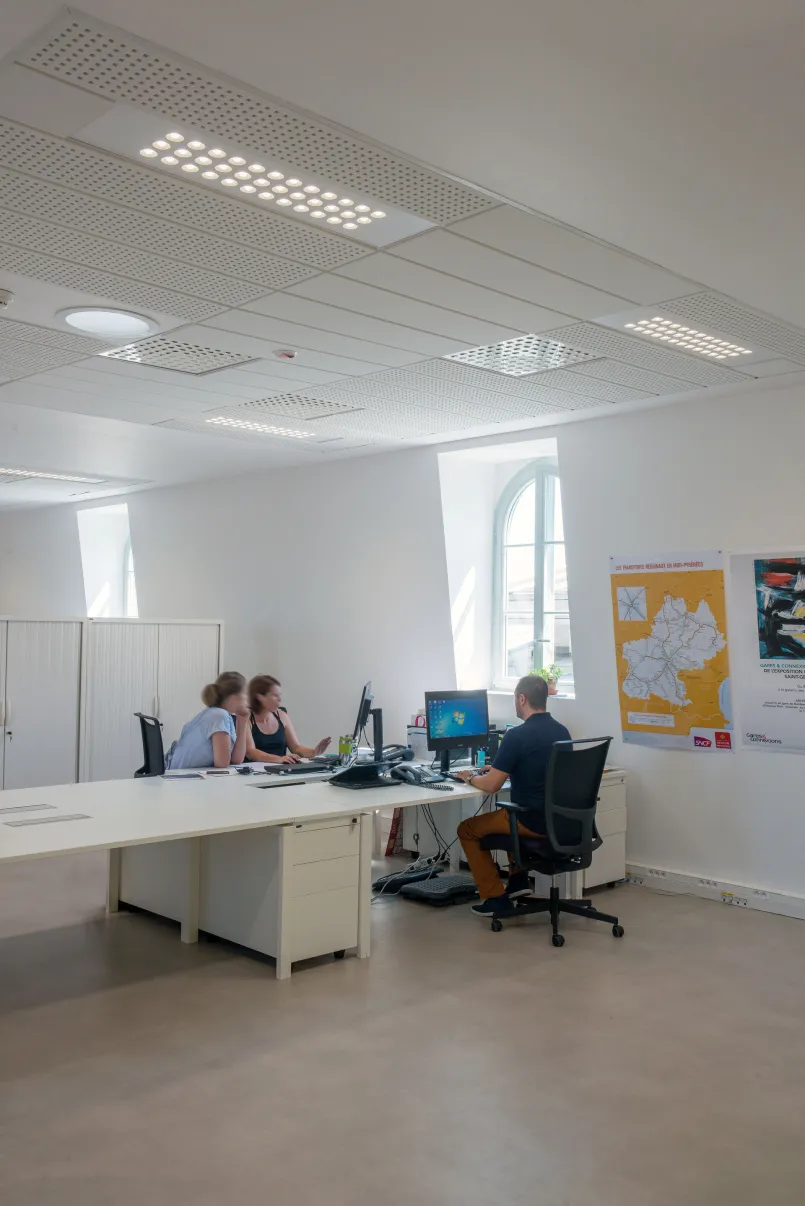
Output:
top-left (101, 337), bottom-right (259, 374)
top-left (445, 334), bottom-right (599, 377)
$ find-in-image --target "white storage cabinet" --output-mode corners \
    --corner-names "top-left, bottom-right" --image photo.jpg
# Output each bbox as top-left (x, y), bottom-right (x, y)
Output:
top-left (81, 619), bottom-right (222, 781)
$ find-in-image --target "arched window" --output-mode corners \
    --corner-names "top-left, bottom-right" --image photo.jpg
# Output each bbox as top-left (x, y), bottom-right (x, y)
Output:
top-left (123, 536), bottom-right (138, 618)
top-left (493, 461), bottom-right (572, 691)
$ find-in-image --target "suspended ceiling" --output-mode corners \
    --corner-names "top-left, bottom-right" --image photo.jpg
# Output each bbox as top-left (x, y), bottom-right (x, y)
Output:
top-left (1, 3), bottom-right (805, 506)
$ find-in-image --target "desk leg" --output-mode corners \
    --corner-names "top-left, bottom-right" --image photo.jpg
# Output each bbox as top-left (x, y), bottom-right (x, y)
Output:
top-left (275, 826), bottom-right (293, 980)
top-left (106, 848), bottom-right (121, 914)
top-left (372, 808), bottom-right (382, 857)
top-left (181, 837), bottom-right (201, 944)
top-left (357, 813), bottom-right (372, 960)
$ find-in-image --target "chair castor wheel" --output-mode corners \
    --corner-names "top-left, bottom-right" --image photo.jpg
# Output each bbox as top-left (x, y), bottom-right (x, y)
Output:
top-left (334, 949), bottom-right (346, 960)
top-left (612, 925), bottom-right (625, 938)
top-left (551, 933), bottom-right (565, 948)
top-left (490, 918), bottom-right (503, 933)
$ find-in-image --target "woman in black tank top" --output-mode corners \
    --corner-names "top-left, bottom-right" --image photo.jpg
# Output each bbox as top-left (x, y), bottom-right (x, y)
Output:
top-left (245, 674), bottom-right (332, 765)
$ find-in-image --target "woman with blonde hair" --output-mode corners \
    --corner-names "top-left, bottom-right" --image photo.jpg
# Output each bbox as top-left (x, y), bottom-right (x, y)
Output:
top-left (166, 671), bottom-right (250, 770)
top-left (245, 674), bottom-right (331, 765)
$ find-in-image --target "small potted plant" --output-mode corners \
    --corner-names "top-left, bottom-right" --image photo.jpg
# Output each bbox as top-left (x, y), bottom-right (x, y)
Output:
top-left (532, 664), bottom-right (563, 695)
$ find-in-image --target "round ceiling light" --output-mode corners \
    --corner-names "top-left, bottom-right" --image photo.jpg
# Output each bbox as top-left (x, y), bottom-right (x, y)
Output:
top-left (58, 308), bottom-right (157, 340)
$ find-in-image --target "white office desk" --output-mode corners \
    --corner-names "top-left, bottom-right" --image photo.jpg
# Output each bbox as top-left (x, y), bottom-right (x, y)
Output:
top-left (0, 773), bottom-right (476, 978)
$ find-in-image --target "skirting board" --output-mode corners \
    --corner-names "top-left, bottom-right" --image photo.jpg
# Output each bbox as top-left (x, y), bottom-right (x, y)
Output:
top-left (627, 863), bottom-right (805, 922)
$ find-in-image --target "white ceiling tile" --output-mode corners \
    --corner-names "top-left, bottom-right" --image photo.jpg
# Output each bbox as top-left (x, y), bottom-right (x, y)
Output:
top-left (205, 310), bottom-right (425, 368)
top-left (84, 355), bottom-right (327, 394)
top-left (243, 293), bottom-right (460, 357)
top-left (334, 254), bottom-right (573, 332)
top-left (447, 208), bottom-right (697, 304)
top-left (289, 274), bottom-right (520, 345)
top-left (178, 324), bottom-right (380, 378)
top-left (389, 231), bottom-right (633, 318)
top-left (41, 367), bottom-right (258, 410)
top-left (0, 380), bottom-right (186, 425)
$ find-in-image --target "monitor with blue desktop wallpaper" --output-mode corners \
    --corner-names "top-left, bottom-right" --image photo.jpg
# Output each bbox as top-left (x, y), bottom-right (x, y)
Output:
top-left (424, 689), bottom-right (489, 751)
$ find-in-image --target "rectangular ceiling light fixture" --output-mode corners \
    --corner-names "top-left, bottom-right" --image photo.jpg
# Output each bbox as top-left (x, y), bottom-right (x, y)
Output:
top-left (0, 467), bottom-right (106, 484)
top-left (594, 301), bottom-right (793, 371)
top-left (76, 107), bottom-right (435, 248)
top-left (624, 317), bottom-right (752, 360)
top-left (445, 334), bottom-right (599, 377)
top-left (101, 337), bottom-right (258, 375)
top-left (205, 416), bottom-right (315, 439)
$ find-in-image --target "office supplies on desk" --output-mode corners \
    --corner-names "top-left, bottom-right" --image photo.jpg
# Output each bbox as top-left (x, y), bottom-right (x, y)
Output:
top-left (389, 765), bottom-right (445, 786)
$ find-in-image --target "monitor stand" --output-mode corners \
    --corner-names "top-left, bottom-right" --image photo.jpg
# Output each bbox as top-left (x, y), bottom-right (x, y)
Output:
top-left (439, 749), bottom-right (452, 776)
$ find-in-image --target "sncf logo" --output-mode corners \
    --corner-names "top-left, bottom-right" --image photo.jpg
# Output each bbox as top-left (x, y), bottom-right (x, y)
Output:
top-left (694, 736), bottom-right (712, 748)
top-left (715, 732), bottom-right (732, 750)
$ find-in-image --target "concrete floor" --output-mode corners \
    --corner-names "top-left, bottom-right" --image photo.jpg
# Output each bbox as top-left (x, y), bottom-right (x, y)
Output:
top-left (1, 855), bottom-right (805, 1205)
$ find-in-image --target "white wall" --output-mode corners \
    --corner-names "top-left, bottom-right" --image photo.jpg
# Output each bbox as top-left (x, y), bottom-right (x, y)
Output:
top-left (438, 455), bottom-right (496, 689)
top-left (76, 503), bottom-right (132, 617)
top-left (2, 383), bottom-right (805, 897)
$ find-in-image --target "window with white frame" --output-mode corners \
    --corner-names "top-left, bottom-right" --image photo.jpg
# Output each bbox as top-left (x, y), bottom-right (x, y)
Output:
top-left (494, 462), bottom-right (573, 692)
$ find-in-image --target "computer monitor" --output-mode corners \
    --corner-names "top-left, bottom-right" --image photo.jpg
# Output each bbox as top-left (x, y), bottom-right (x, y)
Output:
top-left (424, 689), bottom-right (489, 774)
top-left (352, 681), bottom-right (374, 741)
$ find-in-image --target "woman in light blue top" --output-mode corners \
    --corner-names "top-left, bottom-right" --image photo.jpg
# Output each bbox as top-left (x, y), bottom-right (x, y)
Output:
top-left (166, 671), bottom-right (250, 770)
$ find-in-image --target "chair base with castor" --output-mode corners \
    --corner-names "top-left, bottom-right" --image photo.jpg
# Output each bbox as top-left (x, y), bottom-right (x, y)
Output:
top-left (479, 736), bottom-right (625, 948)
top-left (486, 881), bottom-right (624, 945)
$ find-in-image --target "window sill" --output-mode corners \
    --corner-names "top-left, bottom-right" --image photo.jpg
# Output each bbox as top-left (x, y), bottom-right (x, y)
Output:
top-left (489, 688), bottom-right (576, 701)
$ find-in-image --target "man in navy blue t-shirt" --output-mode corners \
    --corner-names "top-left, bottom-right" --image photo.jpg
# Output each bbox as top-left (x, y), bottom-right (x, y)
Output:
top-left (456, 674), bottom-right (570, 917)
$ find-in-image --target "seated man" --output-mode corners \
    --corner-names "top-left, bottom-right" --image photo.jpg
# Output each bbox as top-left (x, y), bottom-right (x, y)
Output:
top-left (455, 674), bottom-right (570, 917)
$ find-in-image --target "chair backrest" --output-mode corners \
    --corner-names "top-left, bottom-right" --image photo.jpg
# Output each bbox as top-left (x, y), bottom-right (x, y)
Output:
top-left (134, 712), bottom-right (165, 777)
top-left (544, 738), bottom-right (612, 855)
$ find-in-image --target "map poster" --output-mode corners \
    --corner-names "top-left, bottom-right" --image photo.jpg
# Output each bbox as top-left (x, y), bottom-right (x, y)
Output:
top-left (730, 553), bottom-right (805, 753)
top-left (609, 552), bottom-right (732, 751)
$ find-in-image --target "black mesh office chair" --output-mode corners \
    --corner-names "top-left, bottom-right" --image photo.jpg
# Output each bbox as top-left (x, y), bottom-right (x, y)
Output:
top-left (479, 737), bottom-right (625, 947)
top-left (134, 712), bottom-right (165, 777)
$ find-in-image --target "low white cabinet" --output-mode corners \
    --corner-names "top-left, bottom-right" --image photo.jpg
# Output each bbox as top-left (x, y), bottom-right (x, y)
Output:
top-left (584, 770), bottom-right (627, 890)
top-left (118, 811), bottom-right (372, 978)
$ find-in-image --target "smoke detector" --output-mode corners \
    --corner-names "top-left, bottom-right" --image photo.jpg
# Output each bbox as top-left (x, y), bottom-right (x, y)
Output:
top-left (0, 289), bottom-right (14, 311)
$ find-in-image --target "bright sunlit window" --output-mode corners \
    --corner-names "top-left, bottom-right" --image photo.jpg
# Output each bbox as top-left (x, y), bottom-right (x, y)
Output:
top-left (76, 503), bottom-right (138, 618)
top-left (494, 462), bottom-right (573, 692)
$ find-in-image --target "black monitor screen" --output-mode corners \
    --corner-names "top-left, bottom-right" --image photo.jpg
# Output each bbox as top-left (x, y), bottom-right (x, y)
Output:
top-left (425, 690), bottom-right (489, 751)
top-left (352, 681), bottom-right (373, 740)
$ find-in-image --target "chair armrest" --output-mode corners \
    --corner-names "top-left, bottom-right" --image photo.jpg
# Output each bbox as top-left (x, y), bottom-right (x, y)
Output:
top-left (497, 802), bottom-right (524, 865)
top-left (497, 800), bottom-right (528, 814)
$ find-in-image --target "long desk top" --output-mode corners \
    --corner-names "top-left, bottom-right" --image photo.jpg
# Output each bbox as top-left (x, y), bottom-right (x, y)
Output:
top-left (0, 774), bottom-right (477, 865)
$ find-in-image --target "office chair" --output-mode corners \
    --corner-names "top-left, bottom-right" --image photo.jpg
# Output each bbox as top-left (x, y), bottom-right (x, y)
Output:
top-left (134, 712), bottom-right (165, 777)
top-left (479, 737), bottom-right (625, 947)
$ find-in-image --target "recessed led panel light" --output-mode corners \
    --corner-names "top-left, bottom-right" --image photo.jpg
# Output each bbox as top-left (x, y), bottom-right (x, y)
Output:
top-left (126, 126), bottom-right (406, 238)
top-left (206, 416), bottom-right (314, 438)
top-left (59, 307), bottom-right (157, 339)
top-left (624, 316), bottom-right (753, 359)
top-left (446, 334), bottom-right (598, 377)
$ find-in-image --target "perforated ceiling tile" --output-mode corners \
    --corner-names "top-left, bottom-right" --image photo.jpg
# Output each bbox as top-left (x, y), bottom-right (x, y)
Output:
top-left (0, 118), bottom-right (368, 272)
top-left (546, 323), bottom-right (747, 386)
top-left (0, 317), bottom-right (106, 355)
top-left (0, 244), bottom-right (227, 323)
top-left (20, 14), bottom-right (494, 226)
top-left (1, 211), bottom-right (269, 308)
top-left (231, 394), bottom-right (364, 421)
top-left (0, 168), bottom-right (317, 291)
top-left (565, 359), bottom-right (694, 394)
top-left (445, 333), bottom-right (598, 377)
top-left (101, 337), bottom-right (259, 375)
top-left (0, 316), bottom-right (104, 379)
top-left (517, 368), bottom-right (649, 403)
top-left (659, 294), bottom-right (805, 364)
top-left (407, 359), bottom-right (606, 411)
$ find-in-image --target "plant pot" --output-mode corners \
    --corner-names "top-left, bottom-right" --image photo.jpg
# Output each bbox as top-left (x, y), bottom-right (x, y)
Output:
top-left (547, 680), bottom-right (559, 695)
